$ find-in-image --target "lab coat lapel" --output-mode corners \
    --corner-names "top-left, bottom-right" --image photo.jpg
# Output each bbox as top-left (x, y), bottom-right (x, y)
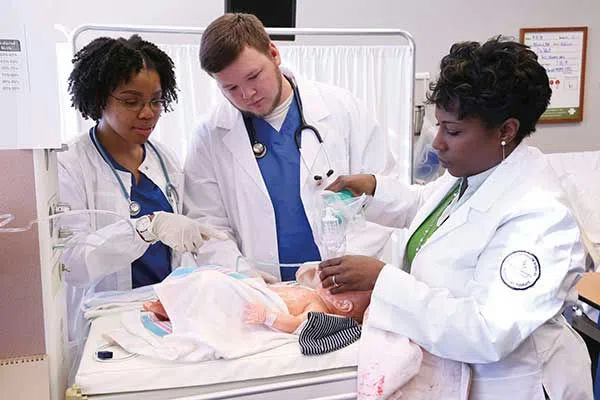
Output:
top-left (297, 79), bottom-right (330, 191)
top-left (408, 175), bottom-right (458, 238)
top-left (462, 144), bottom-right (525, 214)
top-left (138, 146), bottom-right (166, 193)
top-left (425, 198), bottom-right (470, 246)
top-left (419, 145), bottom-right (526, 249)
top-left (218, 107), bottom-right (270, 197)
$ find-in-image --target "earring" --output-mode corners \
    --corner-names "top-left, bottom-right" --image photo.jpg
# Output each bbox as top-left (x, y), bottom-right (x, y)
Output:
top-left (501, 140), bottom-right (506, 161)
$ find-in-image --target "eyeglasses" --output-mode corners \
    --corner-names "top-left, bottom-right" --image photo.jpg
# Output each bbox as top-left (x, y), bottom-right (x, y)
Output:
top-left (109, 95), bottom-right (166, 113)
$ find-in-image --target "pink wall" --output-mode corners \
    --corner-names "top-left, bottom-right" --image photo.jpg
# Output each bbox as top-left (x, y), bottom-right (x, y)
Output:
top-left (0, 150), bottom-right (45, 357)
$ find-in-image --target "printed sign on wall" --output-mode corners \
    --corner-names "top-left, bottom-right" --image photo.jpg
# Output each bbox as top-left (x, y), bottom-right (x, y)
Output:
top-left (0, 39), bottom-right (28, 94)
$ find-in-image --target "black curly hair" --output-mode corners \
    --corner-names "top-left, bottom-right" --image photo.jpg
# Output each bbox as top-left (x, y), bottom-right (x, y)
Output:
top-left (427, 36), bottom-right (551, 143)
top-left (68, 34), bottom-right (178, 121)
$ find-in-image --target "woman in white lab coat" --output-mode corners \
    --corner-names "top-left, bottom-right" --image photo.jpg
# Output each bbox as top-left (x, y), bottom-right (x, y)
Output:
top-left (59, 35), bottom-right (221, 304)
top-left (319, 37), bottom-right (593, 399)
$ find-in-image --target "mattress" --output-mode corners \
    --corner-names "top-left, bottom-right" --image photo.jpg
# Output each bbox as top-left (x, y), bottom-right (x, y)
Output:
top-left (75, 311), bottom-right (359, 396)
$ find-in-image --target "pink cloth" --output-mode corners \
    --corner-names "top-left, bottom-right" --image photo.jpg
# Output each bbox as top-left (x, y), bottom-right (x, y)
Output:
top-left (296, 263), bottom-right (471, 398)
top-left (358, 309), bottom-right (470, 399)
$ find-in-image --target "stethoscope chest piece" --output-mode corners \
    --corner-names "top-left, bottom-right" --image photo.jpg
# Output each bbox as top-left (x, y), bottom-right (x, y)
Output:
top-left (242, 77), bottom-right (335, 182)
top-left (129, 201), bottom-right (142, 217)
top-left (91, 126), bottom-right (179, 216)
top-left (253, 142), bottom-right (267, 159)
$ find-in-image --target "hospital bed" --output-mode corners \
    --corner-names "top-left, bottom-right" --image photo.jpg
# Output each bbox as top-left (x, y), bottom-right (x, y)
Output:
top-left (63, 24), bottom-right (415, 399)
top-left (67, 239), bottom-right (407, 400)
top-left (70, 300), bottom-right (359, 400)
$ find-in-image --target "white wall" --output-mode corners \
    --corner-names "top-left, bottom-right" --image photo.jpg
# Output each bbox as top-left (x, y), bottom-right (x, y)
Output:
top-left (54, 0), bottom-right (599, 153)
top-left (53, 1), bottom-right (223, 32)
top-left (297, 0), bottom-right (600, 153)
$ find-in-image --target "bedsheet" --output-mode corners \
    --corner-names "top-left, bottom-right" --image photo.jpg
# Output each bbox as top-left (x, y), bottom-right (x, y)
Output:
top-left (75, 311), bottom-right (359, 395)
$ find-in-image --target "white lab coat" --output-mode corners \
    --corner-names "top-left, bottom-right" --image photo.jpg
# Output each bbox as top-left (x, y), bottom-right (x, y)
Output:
top-left (184, 74), bottom-right (396, 279)
top-left (365, 144), bottom-right (592, 399)
top-left (58, 132), bottom-right (185, 291)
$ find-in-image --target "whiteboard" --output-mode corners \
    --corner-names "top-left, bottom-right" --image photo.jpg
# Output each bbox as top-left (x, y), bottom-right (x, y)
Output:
top-left (520, 27), bottom-right (588, 123)
top-left (0, 0), bottom-right (62, 149)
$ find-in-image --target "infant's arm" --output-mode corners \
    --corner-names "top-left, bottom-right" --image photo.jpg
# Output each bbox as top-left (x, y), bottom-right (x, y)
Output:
top-left (243, 300), bottom-right (328, 333)
top-left (143, 300), bottom-right (170, 321)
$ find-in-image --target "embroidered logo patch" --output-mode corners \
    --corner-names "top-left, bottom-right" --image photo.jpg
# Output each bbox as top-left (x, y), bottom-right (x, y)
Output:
top-left (500, 251), bottom-right (540, 290)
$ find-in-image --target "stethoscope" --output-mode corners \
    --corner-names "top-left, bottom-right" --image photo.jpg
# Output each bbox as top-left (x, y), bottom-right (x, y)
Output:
top-left (242, 76), bottom-right (334, 184)
top-left (90, 126), bottom-right (179, 217)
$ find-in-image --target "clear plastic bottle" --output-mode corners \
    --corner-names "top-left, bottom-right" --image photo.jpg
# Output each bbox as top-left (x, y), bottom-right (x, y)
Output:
top-left (321, 206), bottom-right (346, 259)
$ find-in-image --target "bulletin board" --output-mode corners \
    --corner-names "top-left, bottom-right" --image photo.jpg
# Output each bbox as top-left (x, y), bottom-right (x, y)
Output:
top-left (520, 27), bottom-right (588, 123)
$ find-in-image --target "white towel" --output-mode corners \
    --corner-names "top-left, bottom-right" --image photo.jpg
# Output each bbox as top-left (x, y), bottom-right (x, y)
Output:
top-left (105, 266), bottom-right (297, 361)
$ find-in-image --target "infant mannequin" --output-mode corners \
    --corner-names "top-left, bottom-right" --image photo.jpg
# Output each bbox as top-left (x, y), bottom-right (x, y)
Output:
top-left (144, 283), bottom-right (371, 334)
top-left (244, 284), bottom-right (371, 333)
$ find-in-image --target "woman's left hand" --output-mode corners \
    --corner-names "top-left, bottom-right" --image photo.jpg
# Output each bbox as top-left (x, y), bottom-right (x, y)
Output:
top-left (319, 255), bottom-right (385, 294)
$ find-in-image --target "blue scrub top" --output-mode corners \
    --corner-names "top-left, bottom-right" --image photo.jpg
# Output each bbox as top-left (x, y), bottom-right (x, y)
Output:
top-left (251, 96), bottom-right (321, 281)
top-left (90, 130), bottom-right (172, 288)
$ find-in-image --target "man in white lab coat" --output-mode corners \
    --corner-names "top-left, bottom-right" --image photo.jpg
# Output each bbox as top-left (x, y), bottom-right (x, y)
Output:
top-left (177, 13), bottom-right (396, 280)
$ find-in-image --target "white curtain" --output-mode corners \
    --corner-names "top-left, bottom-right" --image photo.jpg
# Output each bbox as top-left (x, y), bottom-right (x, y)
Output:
top-left (58, 43), bottom-right (412, 179)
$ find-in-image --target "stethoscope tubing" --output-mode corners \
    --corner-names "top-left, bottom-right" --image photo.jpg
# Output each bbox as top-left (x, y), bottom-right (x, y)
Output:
top-left (245, 76), bottom-right (324, 153)
top-left (244, 76), bottom-right (334, 181)
top-left (90, 126), bottom-right (179, 214)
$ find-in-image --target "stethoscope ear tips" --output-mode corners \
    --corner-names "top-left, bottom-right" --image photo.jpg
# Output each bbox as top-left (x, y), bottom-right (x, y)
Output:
top-left (314, 169), bottom-right (334, 184)
top-left (313, 175), bottom-right (325, 186)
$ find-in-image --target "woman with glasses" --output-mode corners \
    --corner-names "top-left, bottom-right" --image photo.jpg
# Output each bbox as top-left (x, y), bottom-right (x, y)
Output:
top-left (58, 35), bottom-right (223, 315)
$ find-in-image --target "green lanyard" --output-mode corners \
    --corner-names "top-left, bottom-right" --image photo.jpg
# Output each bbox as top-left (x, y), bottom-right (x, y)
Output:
top-left (404, 182), bottom-right (460, 272)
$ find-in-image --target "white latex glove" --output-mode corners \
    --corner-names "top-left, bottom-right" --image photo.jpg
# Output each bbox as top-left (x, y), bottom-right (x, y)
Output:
top-left (295, 262), bottom-right (321, 289)
top-left (235, 256), bottom-right (279, 284)
top-left (150, 211), bottom-right (227, 252)
top-left (257, 270), bottom-right (279, 284)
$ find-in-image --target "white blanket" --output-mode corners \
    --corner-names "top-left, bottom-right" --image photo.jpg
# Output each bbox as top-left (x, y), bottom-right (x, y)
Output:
top-left (105, 266), bottom-right (297, 362)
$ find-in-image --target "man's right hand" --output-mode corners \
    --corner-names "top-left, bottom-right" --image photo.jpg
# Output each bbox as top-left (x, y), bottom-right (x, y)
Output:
top-left (325, 174), bottom-right (377, 196)
top-left (150, 211), bottom-right (227, 252)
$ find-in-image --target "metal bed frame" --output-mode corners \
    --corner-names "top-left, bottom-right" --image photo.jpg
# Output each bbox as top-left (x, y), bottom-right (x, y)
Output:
top-left (65, 24), bottom-right (416, 400)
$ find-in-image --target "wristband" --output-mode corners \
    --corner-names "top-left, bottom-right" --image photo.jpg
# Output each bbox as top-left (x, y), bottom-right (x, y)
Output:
top-left (264, 311), bottom-right (277, 327)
